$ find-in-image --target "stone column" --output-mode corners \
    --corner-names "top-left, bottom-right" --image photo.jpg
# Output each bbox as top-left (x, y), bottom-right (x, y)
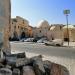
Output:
top-left (0, 0), bottom-right (11, 54)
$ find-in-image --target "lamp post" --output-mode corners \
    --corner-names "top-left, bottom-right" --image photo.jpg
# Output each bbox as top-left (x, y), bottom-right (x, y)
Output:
top-left (64, 10), bottom-right (70, 46)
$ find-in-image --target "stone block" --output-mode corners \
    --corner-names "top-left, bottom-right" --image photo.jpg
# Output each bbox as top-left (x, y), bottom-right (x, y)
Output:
top-left (51, 63), bottom-right (69, 75)
top-left (5, 52), bottom-right (26, 66)
top-left (16, 52), bottom-right (26, 58)
top-left (0, 68), bottom-right (12, 75)
top-left (30, 55), bottom-right (42, 62)
top-left (5, 65), bottom-right (11, 69)
top-left (60, 65), bottom-right (69, 75)
top-left (23, 66), bottom-right (35, 75)
top-left (12, 68), bottom-right (20, 75)
top-left (33, 59), bottom-right (45, 75)
top-left (5, 54), bottom-right (17, 66)
top-left (43, 60), bottom-right (52, 75)
top-left (16, 58), bottom-right (29, 67)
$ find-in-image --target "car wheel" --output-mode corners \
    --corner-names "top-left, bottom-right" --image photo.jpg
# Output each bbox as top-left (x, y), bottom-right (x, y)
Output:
top-left (56, 44), bottom-right (61, 46)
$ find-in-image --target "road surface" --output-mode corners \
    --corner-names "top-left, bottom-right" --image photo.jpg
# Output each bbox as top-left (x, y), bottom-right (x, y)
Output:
top-left (11, 42), bottom-right (75, 59)
top-left (10, 42), bottom-right (75, 75)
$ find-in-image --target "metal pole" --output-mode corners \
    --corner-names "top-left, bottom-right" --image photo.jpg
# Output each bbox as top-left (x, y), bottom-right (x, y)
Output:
top-left (66, 15), bottom-right (69, 46)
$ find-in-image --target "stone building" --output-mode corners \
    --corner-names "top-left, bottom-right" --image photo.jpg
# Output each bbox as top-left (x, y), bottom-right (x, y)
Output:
top-left (47, 24), bottom-right (64, 41)
top-left (33, 20), bottom-right (50, 38)
top-left (9, 16), bottom-right (75, 42)
top-left (0, 0), bottom-right (11, 52)
top-left (63, 25), bottom-right (75, 42)
top-left (10, 16), bottom-right (33, 40)
top-left (48, 24), bottom-right (75, 42)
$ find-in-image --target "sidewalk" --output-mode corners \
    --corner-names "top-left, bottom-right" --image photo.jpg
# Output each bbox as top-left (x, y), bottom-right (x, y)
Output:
top-left (63, 42), bottom-right (75, 47)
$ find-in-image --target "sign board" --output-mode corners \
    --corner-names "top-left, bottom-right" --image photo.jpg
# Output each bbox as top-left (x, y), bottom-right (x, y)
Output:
top-left (64, 10), bottom-right (70, 15)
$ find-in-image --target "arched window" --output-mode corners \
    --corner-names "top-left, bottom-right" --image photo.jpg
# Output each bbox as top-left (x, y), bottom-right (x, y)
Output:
top-left (23, 20), bottom-right (24, 24)
top-left (18, 26), bottom-right (19, 29)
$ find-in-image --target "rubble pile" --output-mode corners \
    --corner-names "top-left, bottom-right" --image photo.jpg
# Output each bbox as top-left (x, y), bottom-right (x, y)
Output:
top-left (0, 52), bottom-right (69, 75)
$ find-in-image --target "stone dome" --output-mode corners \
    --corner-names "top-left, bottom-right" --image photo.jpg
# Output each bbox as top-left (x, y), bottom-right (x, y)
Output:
top-left (37, 20), bottom-right (50, 28)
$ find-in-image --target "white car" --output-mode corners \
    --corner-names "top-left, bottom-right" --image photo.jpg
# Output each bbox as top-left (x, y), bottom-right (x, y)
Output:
top-left (52, 39), bottom-right (63, 46)
top-left (20, 38), bottom-right (25, 42)
top-left (24, 38), bottom-right (34, 42)
top-left (37, 38), bottom-right (47, 43)
top-left (45, 39), bottom-right (63, 46)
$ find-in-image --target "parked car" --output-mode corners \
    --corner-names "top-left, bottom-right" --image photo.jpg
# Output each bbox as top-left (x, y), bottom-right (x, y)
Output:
top-left (45, 39), bottom-right (63, 46)
top-left (24, 38), bottom-right (34, 42)
top-left (20, 38), bottom-right (26, 42)
top-left (37, 38), bottom-right (47, 43)
top-left (33, 37), bottom-right (42, 42)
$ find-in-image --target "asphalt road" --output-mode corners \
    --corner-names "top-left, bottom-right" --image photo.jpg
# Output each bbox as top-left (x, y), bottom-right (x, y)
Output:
top-left (10, 42), bottom-right (75, 59)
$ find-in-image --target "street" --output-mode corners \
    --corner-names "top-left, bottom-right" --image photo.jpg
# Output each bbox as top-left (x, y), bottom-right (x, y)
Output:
top-left (10, 42), bottom-right (75, 75)
top-left (11, 42), bottom-right (75, 59)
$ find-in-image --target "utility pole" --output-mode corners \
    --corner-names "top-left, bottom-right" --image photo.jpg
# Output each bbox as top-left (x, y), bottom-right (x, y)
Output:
top-left (64, 10), bottom-right (70, 46)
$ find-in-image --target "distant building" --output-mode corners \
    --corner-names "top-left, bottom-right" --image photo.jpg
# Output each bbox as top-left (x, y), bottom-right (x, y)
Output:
top-left (47, 24), bottom-right (64, 41)
top-left (33, 20), bottom-right (50, 38)
top-left (63, 25), bottom-right (75, 42)
top-left (10, 16), bottom-right (33, 40)
top-left (9, 16), bottom-right (75, 42)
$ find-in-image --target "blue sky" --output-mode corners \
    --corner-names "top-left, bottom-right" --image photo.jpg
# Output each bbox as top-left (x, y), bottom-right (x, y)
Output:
top-left (11, 0), bottom-right (75, 26)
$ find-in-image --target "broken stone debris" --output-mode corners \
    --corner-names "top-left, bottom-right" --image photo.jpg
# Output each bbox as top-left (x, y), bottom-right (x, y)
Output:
top-left (0, 52), bottom-right (69, 75)
top-left (0, 68), bottom-right (12, 75)
top-left (23, 66), bottom-right (35, 75)
top-left (12, 68), bottom-right (20, 75)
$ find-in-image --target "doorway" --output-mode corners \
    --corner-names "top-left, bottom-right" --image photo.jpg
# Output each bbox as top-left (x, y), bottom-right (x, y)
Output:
top-left (64, 38), bottom-right (69, 41)
top-left (21, 32), bottom-right (25, 39)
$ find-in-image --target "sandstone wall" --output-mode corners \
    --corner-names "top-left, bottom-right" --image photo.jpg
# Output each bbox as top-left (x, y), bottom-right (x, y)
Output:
top-left (0, 0), bottom-right (11, 53)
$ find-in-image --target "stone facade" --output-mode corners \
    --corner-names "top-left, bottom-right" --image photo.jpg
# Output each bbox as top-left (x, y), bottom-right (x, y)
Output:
top-left (10, 17), bottom-right (75, 42)
top-left (0, 0), bottom-right (11, 53)
top-left (10, 16), bottom-right (33, 40)
top-left (33, 20), bottom-right (50, 38)
top-left (9, 17), bottom-right (75, 42)
top-left (47, 24), bottom-right (75, 42)
top-left (47, 24), bottom-right (64, 41)
top-left (63, 25), bottom-right (75, 42)
top-left (33, 23), bottom-right (65, 41)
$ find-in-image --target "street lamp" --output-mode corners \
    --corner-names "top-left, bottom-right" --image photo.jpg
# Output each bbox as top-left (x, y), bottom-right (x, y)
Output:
top-left (64, 10), bottom-right (70, 46)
